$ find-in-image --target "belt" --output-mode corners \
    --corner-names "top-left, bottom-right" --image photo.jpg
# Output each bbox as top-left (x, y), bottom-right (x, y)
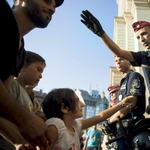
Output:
top-left (116, 120), bottom-right (129, 130)
top-left (116, 117), bottom-right (139, 130)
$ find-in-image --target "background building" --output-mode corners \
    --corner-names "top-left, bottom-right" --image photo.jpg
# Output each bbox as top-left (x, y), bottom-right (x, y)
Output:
top-left (75, 88), bottom-right (108, 120)
top-left (33, 89), bottom-right (47, 104)
top-left (110, 0), bottom-right (150, 117)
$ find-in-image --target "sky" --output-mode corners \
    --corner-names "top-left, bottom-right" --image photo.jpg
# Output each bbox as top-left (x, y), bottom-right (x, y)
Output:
top-left (7, 0), bottom-right (118, 98)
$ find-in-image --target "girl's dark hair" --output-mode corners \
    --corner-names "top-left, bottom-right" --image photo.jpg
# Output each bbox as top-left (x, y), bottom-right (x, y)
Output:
top-left (25, 51), bottom-right (46, 67)
top-left (42, 88), bottom-right (77, 119)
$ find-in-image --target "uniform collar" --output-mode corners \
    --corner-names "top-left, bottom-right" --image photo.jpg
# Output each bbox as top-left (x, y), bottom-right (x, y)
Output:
top-left (123, 70), bottom-right (133, 79)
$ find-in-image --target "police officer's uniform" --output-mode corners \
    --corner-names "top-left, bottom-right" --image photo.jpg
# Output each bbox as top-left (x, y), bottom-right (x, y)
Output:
top-left (131, 51), bottom-right (150, 93)
top-left (131, 21), bottom-right (150, 94)
top-left (115, 70), bottom-right (146, 150)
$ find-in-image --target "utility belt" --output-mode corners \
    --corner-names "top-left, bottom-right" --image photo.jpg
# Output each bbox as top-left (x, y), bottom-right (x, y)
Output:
top-left (116, 116), bottom-right (144, 133)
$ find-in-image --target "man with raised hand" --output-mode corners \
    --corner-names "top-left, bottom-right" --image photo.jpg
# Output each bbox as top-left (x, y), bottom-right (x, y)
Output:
top-left (80, 10), bottom-right (150, 93)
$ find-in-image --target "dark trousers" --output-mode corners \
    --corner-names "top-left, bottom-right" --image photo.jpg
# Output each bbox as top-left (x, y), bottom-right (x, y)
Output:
top-left (86, 146), bottom-right (98, 150)
top-left (117, 129), bottom-right (134, 150)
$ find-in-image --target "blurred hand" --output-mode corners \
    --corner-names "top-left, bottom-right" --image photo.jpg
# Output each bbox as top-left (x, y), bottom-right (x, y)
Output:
top-left (0, 116), bottom-right (27, 145)
top-left (35, 110), bottom-right (47, 122)
top-left (18, 114), bottom-right (51, 148)
top-left (80, 10), bottom-right (105, 37)
top-left (101, 120), bottom-right (116, 136)
top-left (15, 144), bottom-right (36, 150)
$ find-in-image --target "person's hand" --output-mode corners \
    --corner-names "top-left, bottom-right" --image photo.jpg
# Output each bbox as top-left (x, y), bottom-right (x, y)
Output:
top-left (121, 95), bottom-right (134, 107)
top-left (35, 110), bottom-right (47, 122)
top-left (18, 114), bottom-right (51, 148)
top-left (80, 10), bottom-right (105, 37)
top-left (0, 116), bottom-right (27, 145)
top-left (15, 144), bottom-right (36, 150)
top-left (101, 120), bottom-right (116, 136)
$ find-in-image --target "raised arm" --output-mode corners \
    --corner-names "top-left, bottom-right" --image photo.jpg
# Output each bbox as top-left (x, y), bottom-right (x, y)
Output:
top-left (81, 96), bottom-right (133, 129)
top-left (109, 95), bottom-right (138, 123)
top-left (80, 10), bottom-right (134, 62)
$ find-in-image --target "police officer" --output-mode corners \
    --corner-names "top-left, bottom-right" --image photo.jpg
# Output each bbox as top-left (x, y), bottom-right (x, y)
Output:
top-left (107, 85), bottom-right (120, 149)
top-left (108, 85), bottom-right (120, 107)
top-left (110, 56), bottom-right (145, 150)
top-left (80, 10), bottom-right (150, 94)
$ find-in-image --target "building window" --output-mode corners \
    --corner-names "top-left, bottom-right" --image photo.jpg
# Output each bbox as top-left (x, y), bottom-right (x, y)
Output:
top-left (86, 106), bottom-right (96, 119)
top-left (95, 103), bottom-right (105, 115)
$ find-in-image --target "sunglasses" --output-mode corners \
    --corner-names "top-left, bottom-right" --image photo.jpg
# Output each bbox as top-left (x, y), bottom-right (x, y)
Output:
top-left (110, 90), bottom-right (118, 95)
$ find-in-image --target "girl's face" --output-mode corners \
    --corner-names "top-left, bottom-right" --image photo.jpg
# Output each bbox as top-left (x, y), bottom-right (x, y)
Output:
top-left (22, 62), bottom-right (45, 86)
top-left (73, 93), bottom-right (84, 119)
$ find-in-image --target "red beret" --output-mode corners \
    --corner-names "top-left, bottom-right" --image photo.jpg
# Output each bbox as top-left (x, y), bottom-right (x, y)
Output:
top-left (107, 85), bottom-right (120, 92)
top-left (132, 21), bottom-right (150, 32)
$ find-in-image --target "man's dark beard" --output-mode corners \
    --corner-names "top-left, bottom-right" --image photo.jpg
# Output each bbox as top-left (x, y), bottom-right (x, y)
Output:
top-left (22, 0), bottom-right (50, 28)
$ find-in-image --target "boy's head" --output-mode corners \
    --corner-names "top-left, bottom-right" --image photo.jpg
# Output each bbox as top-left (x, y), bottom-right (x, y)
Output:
top-left (25, 51), bottom-right (46, 67)
top-left (19, 51), bottom-right (46, 86)
top-left (42, 88), bottom-right (80, 119)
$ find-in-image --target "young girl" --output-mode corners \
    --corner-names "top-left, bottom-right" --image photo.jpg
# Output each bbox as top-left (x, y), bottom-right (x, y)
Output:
top-left (42, 88), bottom-right (133, 150)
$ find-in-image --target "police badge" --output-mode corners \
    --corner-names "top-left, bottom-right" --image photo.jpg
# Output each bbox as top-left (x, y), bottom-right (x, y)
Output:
top-left (132, 79), bottom-right (140, 88)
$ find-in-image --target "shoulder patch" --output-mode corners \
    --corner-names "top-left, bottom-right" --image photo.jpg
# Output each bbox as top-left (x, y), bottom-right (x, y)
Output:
top-left (132, 79), bottom-right (140, 88)
top-left (130, 89), bottom-right (139, 94)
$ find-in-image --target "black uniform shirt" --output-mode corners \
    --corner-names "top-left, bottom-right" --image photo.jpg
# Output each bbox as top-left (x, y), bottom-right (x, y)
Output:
top-left (130, 51), bottom-right (150, 93)
top-left (0, 0), bottom-right (25, 81)
top-left (115, 70), bottom-right (145, 119)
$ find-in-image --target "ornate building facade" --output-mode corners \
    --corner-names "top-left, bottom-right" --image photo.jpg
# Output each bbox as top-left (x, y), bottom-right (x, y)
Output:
top-left (75, 88), bottom-right (108, 120)
top-left (110, 0), bottom-right (150, 117)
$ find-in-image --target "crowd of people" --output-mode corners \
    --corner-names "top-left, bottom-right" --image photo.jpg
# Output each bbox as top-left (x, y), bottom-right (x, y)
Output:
top-left (0, 0), bottom-right (150, 150)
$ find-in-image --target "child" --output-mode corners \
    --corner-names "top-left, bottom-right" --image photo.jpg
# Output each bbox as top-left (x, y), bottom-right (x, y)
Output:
top-left (0, 51), bottom-right (46, 150)
top-left (42, 88), bottom-right (133, 150)
top-left (9, 51), bottom-right (46, 114)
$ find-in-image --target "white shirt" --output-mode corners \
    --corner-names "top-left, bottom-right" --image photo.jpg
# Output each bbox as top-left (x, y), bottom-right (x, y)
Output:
top-left (45, 118), bottom-right (82, 150)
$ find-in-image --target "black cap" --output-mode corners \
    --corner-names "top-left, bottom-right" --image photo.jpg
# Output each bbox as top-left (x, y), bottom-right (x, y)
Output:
top-left (13, 0), bottom-right (64, 8)
top-left (55, 0), bottom-right (64, 7)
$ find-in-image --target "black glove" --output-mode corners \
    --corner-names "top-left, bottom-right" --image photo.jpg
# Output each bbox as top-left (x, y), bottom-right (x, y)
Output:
top-left (101, 120), bottom-right (116, 136)
top-left (80, 10), bottom-right (105, 37)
